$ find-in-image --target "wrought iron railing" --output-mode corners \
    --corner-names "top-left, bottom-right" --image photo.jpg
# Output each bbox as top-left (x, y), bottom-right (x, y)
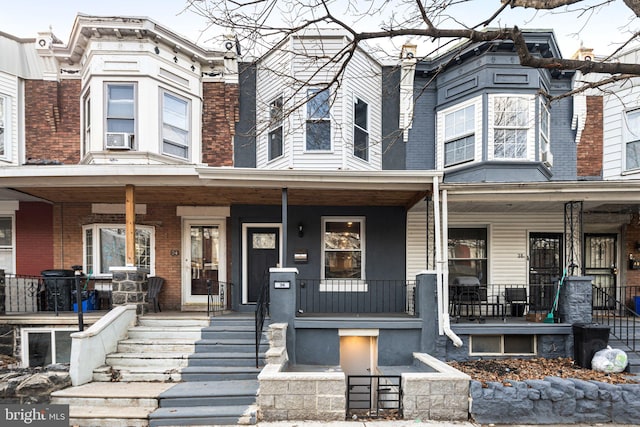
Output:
top-left (255, 272), bottom-right (270, 368)
top-left (207, 280), bottom-right (232, 317)
top-left (346, 375), bottom-right (402, 419)
top-left (296, 279), bottom-right (416, 316)
top-left (592, 284), bottom-right (638, 353)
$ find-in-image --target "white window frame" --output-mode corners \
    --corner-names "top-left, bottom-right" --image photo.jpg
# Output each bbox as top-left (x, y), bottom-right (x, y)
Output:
top-left (0, 94), bottom-right (10, 160)
top-left (443, 104), bottom-right (475, 167)
top-left (305, 88), bottom-right (332, 152)
top-left (321, 217), bottom-right (366, 282)
top-left (539, 98), bottom-right (552, 165)
top-left (83, 223), bottom-right (155, 277)
top-left (21, 327), bottom-right (76, 367)
top-left (624, 109), bottom-right (640, 171)
top-left (488, 94), bottom-right (535, 161)
top-left (436, 96), bottom-right (481, 169)
top-left (353, 96), bottom-right (369, 162)
top-left (161, 89), bottom-right (191, 159)
top-left (469, 334), bottom-right (537, 356)
top-left (268, 95), bottom-right (284, 161)
top-left (105, 82), bottom-right (136, 148)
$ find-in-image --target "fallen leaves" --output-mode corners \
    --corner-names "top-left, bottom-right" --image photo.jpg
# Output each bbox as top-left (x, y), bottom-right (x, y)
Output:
top-left (448, 357), bottom-right (638, 386)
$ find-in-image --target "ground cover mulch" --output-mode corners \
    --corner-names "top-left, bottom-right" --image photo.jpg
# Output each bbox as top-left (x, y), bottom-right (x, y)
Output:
top-left (449, 357), bottom-right (639, 386)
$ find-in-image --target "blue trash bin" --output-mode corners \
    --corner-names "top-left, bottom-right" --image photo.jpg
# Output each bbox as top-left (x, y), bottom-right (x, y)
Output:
top-left (635, 296), bottom-right (640, 315)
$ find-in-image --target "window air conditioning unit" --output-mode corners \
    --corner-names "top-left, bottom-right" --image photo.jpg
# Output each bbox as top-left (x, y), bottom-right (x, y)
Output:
top-left (541, 150), bottom-right (553, 167)
top-left (105, 132), bottom-right (133, 150)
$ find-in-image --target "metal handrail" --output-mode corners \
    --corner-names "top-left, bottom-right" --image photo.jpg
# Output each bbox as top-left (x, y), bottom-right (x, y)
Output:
top-left (592, 284), bottom-right (638, 353)
top-left (255, 271), bottom-right (270, 368)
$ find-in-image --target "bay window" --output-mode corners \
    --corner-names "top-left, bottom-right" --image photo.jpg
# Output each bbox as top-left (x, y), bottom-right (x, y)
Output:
top-left (491, 95), bottom-right (532, 160)
top-left (84, 224), bottom-right (154, 276)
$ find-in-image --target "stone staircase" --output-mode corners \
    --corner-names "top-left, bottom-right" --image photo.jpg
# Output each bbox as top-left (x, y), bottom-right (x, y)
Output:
top-left (51, 314), bottom-right (268, 426)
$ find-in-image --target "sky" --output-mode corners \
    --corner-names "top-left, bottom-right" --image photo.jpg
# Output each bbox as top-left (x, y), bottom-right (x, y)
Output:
top-left (0, 0), bottom-right (637, 59)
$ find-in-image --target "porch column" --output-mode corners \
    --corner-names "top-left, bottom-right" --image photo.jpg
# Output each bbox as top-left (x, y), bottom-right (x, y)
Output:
top-left (111, 267), bottom-right (148, 315)
top-left (125, 184), bottom-right (136, 266)
top-left (558, 276), bottom-right (593, 324)
top-left (416, 271), bottom-right (438, 355)
top-left (269, 267), bottom-right (298, 363)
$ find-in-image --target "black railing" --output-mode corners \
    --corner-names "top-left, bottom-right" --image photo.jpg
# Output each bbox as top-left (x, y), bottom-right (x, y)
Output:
top-left (207, 280), bottom-right (232, 317)
top-left (255, 273), bottom-right (270, 368)
top-left (592, 284), bottom-right (638, 353)
top-left (448, 282), bottom-right (559, 321)
top-left (346, 375), bottom-right (402, 419)
top-left (296, 279), bottom-right (416, 316)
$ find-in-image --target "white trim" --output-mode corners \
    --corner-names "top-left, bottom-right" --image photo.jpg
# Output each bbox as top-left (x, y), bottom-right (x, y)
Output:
top-left (21, 327), bottom-right (76, 367)
top-left (242, 223), bottom-right (283, 304)
top-left (0, 201), bottom-right (19, 214)
top-left (339, 328), bottom-right (379, 337)
top-left (436, 96), bottom-right (482, 169)
top-left (182, 218), bottom-right (227, 306)
top-left (177, 206), bottom-right (230, 217)
top-left (0, 94), bottom-right (11, 161)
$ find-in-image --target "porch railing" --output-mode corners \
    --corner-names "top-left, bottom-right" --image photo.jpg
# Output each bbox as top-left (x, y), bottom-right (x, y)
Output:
top-left (346, 374), bottom-right (402, 419)
top-left (207, 280), bottom-right (232, 317)
top-left (592, 284), bottom-right (638, 353)
top-left (296, 279), bottom-right (416, 316)
top-left (3, 274), bottom-right (113, 315)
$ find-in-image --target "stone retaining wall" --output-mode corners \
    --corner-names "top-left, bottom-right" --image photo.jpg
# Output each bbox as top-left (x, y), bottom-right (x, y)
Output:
top-left (470, 376), bottom-right (640, 424)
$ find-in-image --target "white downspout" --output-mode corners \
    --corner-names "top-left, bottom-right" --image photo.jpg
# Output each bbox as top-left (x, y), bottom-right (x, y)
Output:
top-left (433, 176), bottom-right (462, 347)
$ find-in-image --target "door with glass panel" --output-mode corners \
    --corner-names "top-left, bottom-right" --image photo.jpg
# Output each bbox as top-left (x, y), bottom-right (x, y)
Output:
top-left (244, 226), bottom-right (280, 304)
top-left (183, 220), bottom-right (226, 307)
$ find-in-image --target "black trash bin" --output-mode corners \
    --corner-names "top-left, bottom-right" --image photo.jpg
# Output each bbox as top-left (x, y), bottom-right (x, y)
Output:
top-left (42, 269), bottom-right (75, 311)
top-left (572, 323), bottom-right (611, 369)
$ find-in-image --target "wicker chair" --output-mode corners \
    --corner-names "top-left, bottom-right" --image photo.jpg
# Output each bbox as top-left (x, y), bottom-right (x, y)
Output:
top-left (147, 277), bottom-right (165, 312)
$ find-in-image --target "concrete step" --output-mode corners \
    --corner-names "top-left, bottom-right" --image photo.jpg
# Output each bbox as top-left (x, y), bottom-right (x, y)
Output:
top-left (93, 365), bottom-right (182, 382)
top-left (51, 382), bottom-right (174, 427)
top-left (157, 380), bottom-right (258, 408)
top-left (138, 317), bottom-right (210, 327)
top-left (195, 339), bottom-right (268, 353)
top-left (117, 338), bottom-right (196, 353)
top-left (180, 365), bottom-right (262, 381)
top-left (201, 330), bottom-right (261, 340)
top-left (106, 352), bottom-right (190, 368)
top-left (149, 404), bottom-right (257, 427)
top-left (188, 352), bottom-right (262, 367)
top-left (127, 326), bottom-right (203, 340)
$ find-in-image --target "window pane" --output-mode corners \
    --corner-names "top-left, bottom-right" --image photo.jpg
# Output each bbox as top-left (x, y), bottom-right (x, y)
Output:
top-left (471, 335), bottom-right (501, 353)
top-left (325, 251), bottom-right (361, 279)
top-left (28, 332), bottom-right (52, 367)
top-left (108, 85), bottom-right (134, 117)
top-left (627, 140), bottom-right (640, 170)
top-left (54, 330), bottom-right (73, 363)
top-left (307, 89), bottom-right (330, 119)
top-left (270, 97), bottom-right (283, 123)
top-left (448, 228), bottom-right (487, 283)
top-left (445, 135), bottom-right (474, 166)
top-left (325, 222), bottom-right (361, 250)
top-left (135, 229), bottom-right (152, 270)
top-left (107, 118), bottom-right (135, 133)
top-left (269, 126), bottom-right (283, 160)
top-left (0, 217), bottom-right (11, 246)
top-left (354, 127), bottom-right (368, 161)
top-left (163, 93), bottom-right (188, 129)
top-left (494, 97), bottom-right (528, 126)
top-left (504, 335), bottom-right (535, 354)
top-left (306, 121), bottom-right (331, 150)
top-left (100, 228), bottom-right (126, 274)
top-left (445, 105), bottom-right (474, 139)
top-left (85, 229), bottom-right (93, 275)
top-left (354, 98), bottom-right (368, 130)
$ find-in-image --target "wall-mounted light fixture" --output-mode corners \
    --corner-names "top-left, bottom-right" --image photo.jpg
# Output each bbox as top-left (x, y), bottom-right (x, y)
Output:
top-left (298, 223), bottom-right (304, 238)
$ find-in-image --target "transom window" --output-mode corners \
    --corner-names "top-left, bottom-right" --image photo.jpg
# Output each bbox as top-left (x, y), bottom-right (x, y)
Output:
top-left (444, 104), bottom-right (475, 166)
top-left (448, 228), bottom-right (487, 285)
top-left (268, 96), bottom-right (283, 160)
top-left (306, 88), bottom-right (331, 151)
top-left (106, 83), bottom-right (135, 148)
top-left (492, 96), bottom-right (529, 159)
top-left (323, 218), bottom-right (364, 280)
top-left (162, 90), bottom-right (190, 159)
top-left (83, 224), bottom-right (154, 276)
top-left (354, 97), bottom-right (369, 161)
top-left (625, 109), bottom-right (640, 171)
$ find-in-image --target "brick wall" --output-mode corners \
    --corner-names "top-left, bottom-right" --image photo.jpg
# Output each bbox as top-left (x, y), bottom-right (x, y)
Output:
top-left (577, 95), bottom-right (603, 178)
top-left (52, 203), bottom-right (186, 311)
top-left (16, 202), bottom-right (53, 276)
top-left (201, 82), bottom-right (239, 166)
top-left (25, 79), bottom-right (81, 164)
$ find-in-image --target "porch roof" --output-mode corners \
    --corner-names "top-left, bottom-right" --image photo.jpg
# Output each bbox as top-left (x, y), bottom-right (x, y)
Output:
top-left (0, 165), bottom-right (441, 208)
top-left (442, 180), bottom-right (640, 215)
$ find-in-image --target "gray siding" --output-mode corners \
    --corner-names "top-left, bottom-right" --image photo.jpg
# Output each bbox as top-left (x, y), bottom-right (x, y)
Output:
top-left (235, 62), bottom-right (256, 167)
top-left (381, 66), bottom-right (405, 170)
top-left (406, 78), bottom-right (436, 170)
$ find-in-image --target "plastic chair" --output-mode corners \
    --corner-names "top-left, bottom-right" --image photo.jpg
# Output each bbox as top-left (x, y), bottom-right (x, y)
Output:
top-left (147, 277), bottom-right (165, 312)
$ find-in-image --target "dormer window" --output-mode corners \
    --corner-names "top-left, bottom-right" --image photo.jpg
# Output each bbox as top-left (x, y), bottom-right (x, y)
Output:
top-left (105, 83), bottom-right (136, 150)
top-left (162, 90), bottom-right (190, 159)
top-left (306, 88), bottom-right (331, 151)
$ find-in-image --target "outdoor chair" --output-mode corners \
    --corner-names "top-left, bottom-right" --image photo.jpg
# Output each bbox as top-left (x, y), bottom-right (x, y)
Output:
top-left (147, 277), bottom-right (165, 313)
top-left (504, 287), bottom-right (528, 318)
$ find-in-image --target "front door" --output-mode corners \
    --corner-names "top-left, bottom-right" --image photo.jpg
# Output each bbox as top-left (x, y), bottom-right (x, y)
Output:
top-left (243, 225), bottom-right (281, 304)
top-left (529, 233), bottom-right (562, 312)
top-left (585, 234), bottom-right (617, 309)
top-left (183, 220), bottom-right (226, 307)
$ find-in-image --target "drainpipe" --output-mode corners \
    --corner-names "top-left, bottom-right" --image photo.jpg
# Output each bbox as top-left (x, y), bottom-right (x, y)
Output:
top-left (432, 176), bottom-right (462, 347)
